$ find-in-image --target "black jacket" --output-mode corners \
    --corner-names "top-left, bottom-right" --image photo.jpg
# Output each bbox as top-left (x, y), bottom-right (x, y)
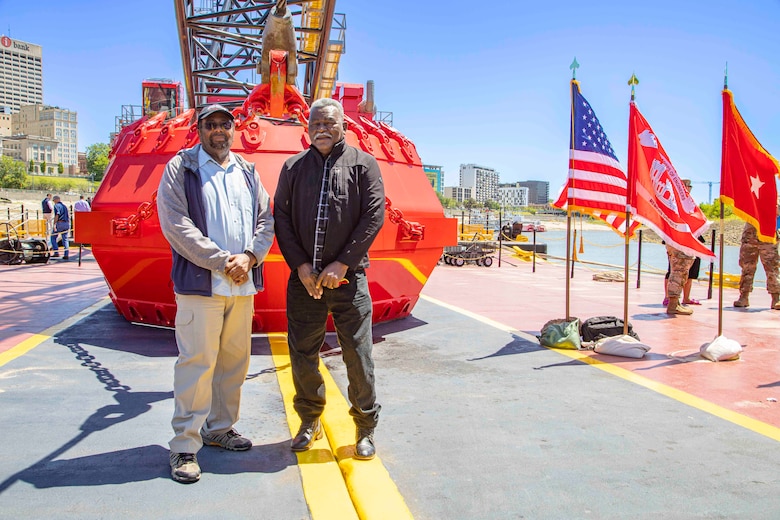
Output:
top-left (274, 140), bottom-right (385, 272)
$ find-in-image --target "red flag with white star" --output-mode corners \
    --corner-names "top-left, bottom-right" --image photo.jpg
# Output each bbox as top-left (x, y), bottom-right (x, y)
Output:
top-left (720, 89), bottom-right (780, 243)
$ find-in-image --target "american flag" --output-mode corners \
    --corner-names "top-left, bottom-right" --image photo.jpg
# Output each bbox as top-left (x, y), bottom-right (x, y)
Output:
top-left (554, 81), bottom-right (639, 237)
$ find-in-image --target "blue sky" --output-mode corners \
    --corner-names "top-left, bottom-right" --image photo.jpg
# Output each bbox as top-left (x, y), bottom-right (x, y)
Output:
top-left (3, 0), bottom-right (779, 203)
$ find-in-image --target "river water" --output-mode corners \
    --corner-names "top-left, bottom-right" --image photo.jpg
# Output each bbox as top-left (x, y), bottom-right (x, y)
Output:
top-left (515, 229), bottom-right (768, 288)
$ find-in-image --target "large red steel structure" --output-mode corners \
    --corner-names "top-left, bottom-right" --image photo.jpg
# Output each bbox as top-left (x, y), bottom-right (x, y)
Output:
top-left (76, 1), bottom-right (457, 333)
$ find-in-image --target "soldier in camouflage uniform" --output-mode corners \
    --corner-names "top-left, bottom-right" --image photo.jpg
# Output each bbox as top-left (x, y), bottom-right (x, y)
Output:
top-left (733, 207), bottom-right (780, 309)
top-left (665, 244), bottom-right (695, 315)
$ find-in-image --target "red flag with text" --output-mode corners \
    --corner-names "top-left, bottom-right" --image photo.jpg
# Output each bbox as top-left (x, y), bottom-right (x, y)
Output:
top-left (720, 89), bottom-right (780, 243)
top-left (627, 103), bottom-right (714, 260)
top-left (553, 81), bottom-right (640, 237)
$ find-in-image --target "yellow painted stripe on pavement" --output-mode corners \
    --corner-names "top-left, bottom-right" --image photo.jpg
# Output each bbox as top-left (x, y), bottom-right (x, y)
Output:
top-left (268, 334), bottom-right (414, 520)
top-left (268, 334), bottom-right (358, 520)
top-left (421, 294), bottom-right (780, 443)
top-left (319, 356), bottom-right (415, 520)
top-left (0, 297), bottom-right (112, 368)
top-left (0, 334), bottom-right (50, 367)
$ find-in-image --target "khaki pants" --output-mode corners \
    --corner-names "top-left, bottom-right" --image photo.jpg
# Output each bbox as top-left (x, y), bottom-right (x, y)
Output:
top-left (169, 293), bottom-right (254, 454)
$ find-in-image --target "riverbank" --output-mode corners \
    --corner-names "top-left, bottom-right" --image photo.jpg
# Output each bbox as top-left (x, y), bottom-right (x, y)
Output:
top-left (2, 192), bottom-right (747, 247)
top-left (508, 214), bottom-right (744, 247)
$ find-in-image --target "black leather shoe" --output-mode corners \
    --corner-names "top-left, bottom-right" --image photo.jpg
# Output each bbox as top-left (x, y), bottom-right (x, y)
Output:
top-left (354, 428), bottom-right (375, 460)
top-left (291, 420), bottom-right (322, 452)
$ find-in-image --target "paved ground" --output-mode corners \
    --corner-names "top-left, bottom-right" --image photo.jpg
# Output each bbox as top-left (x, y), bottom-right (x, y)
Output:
top-left (1, 254), bottom-right (779, 519)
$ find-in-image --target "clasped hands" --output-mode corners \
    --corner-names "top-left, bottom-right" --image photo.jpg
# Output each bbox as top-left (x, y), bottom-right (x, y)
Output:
top-left (225, 253), bottom-right (255, 285)
top-left (298, 261), bottom-right (348, 299)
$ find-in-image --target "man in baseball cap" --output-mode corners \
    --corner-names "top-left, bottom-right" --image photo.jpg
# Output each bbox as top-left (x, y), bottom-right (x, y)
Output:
top-left (197, 104), bottom-right (234, 122)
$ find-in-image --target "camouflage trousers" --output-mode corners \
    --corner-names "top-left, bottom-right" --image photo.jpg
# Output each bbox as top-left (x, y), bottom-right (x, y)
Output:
top-left (738, 223), bottom-right (780, 295)
top-left (665, 244), bottom-right (695, 299)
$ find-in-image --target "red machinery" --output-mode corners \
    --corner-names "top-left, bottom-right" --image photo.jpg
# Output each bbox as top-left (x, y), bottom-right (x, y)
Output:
top-left (142, 79), bottom-right (182, 118)
top-left (76, 1), bottom-right (457, 333)
top-left (76, 81), bottom-right (457, 332)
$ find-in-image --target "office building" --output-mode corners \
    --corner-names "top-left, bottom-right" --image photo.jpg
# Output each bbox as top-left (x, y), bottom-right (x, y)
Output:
top-left (459, 164), bottom-right (499, 203)
top-left (13, 104), bottom-right (79, 168)
top-left (0, 106), bottom-right (11, 137)
top-left (1, 134), bottom-right (58, 170)
top-left (444, 186), bottom-right (472, 203)
top-left (498, 182), bottom-right (530, 208)
top-left (423, 164), bottom-right (444, 194)
top-left (516, 180), bottom-right (550, 205)
top-left (0, 36), bottom-right (43, 113)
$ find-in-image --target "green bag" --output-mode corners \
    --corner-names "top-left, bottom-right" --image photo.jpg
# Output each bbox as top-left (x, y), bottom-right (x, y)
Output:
top-left (538, 318), bottom-right (582, 350)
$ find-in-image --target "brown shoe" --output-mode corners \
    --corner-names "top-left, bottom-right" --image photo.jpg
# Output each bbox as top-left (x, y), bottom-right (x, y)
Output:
top-left (771, 293), bottom-right (780, 310)
top-left (733, 295), bottom-right (749, 308)
top-left (291, 420), bottom-right (322, 452)
top-left (666, 297), bottom-right (693, 315)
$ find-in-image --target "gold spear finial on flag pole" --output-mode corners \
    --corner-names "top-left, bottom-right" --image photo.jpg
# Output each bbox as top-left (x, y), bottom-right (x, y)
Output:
top-left (628, 73), bottom-right (639, 101)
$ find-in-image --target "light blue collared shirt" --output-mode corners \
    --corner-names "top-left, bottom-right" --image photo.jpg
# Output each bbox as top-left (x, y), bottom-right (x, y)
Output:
top-left (197, 147), bottom-right (256, 297)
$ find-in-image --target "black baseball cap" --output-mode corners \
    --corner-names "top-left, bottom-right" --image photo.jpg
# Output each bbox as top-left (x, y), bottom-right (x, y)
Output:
top-left (197, 104), bottom-right (234, 121)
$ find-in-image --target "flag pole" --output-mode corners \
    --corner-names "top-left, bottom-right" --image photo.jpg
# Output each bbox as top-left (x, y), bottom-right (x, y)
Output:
top-left (623, 73), bottom-right (639, 335)
top-left (565, 59), bottom-right (579, 321)
top-left (717, 65), bottom-right (728, 336)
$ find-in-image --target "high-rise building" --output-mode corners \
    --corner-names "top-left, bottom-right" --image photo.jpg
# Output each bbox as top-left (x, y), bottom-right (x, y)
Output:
top-left (516, 180), bottom-right (549, 205)
top-left (459, 164), bottom-right (499, 203)
top-left (498, 182), bottom-right (530, 207)
top-left (13, 104), bottom-right (79, 168)
top-left (423, 164), bottom-right (444, 194)
top-left (0, 36), bottom-right (43, 114)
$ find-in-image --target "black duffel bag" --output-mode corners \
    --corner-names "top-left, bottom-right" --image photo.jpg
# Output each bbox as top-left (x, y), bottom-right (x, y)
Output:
top-left (580, 316), bottom-right (640, 342)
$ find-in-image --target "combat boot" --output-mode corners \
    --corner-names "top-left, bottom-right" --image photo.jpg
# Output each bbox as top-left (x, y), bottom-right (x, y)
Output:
top-left (733, 292), bottom-right (750, 308)
top-left (667, 297), bottom-right (693, 315)
top-left (771, 293), bottom-right (780, 310)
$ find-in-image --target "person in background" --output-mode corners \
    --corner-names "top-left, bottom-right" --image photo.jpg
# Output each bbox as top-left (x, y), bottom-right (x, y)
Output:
top-left (50, 195), bottom-right (70, 261)
top-left (733, 201), bottom-right (780, 309)
top-left (663, 234), bottom-right (706, 306)
top-left (664, 179), bottom-right (699, 316)
top-left (157, 104), bottom-right (274, 484)
top-left (74, 195), bottom-right (91, 212)
top-left (274, 98), bottom-right (385, 461)
top-left (42, 193), bottom-right (54, 238)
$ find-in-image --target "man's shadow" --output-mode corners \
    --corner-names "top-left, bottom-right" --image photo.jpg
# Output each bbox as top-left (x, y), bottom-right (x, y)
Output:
top-left (0, 315), bottom-right (293, 492)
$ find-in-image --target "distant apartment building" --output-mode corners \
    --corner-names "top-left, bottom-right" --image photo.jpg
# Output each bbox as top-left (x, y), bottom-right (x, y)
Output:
top-left (0, 36), bottom-right (43, 113)
top-left (444, 186), bottom-right (472, 203)
top-left (459, 164), bottom-right (499, 203)
top-left (498, 182), bottom-right (530, 207)
top-left (12, 104), bottom-right (79, 169)
top-left (423, 164), bottom-right (444, 194)
top-left (516, 180), bottom-right (550, 205)
top-left (1, 134), bottom-right (58, 170)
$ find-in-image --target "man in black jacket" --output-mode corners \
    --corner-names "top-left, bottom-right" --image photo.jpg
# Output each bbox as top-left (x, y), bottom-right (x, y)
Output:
top-left (274, 98), bottom-right (385, 460)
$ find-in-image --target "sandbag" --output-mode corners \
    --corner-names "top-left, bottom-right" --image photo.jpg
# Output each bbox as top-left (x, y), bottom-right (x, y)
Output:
top-left (700, 335), bottom-right (742, 362)
top-left (594, 335), bottom-right (651, 358)
top-left (538, 318), bottom-right (582, 350)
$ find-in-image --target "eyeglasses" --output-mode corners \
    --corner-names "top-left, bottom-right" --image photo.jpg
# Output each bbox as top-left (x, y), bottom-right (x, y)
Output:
top-left (201, 120), bottom-right (234, 131)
